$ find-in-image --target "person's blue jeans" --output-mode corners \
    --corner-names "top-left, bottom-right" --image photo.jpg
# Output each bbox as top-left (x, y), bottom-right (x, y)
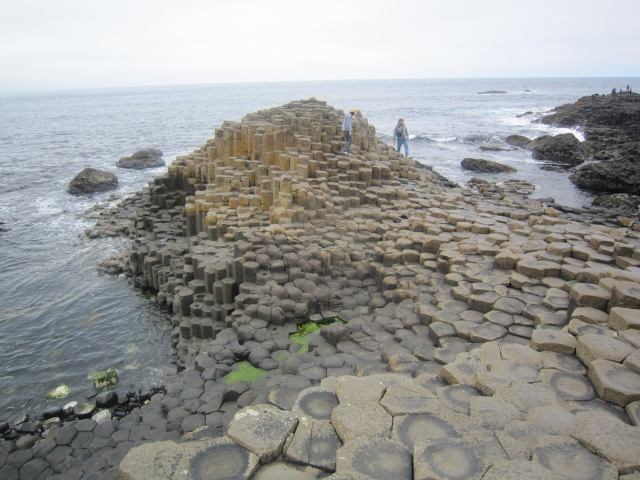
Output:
top-left (342, 131), bottom-right (353, 153)
top-left (396, 138), bottom-right (409, 156)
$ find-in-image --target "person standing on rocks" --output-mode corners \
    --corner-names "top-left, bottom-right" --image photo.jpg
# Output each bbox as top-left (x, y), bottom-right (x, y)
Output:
top-left (393, 118), bottom-right (409, 156)
top-left (342, 109), bottom-right (356, 153)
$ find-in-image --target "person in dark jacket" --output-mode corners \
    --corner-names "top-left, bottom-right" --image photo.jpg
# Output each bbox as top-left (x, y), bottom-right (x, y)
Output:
top-left (393, 118), bottom-right (409, 156)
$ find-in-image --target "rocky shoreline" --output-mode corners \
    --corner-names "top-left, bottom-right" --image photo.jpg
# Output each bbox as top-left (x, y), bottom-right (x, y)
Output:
top-left (518, 92), bottom-right (640, 198)
top-left (3, 98), bottom-right (640, 479)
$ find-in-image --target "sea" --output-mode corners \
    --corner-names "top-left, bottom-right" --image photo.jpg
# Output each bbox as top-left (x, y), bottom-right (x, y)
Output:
top-left (0, 77), bottom-right (637, 422)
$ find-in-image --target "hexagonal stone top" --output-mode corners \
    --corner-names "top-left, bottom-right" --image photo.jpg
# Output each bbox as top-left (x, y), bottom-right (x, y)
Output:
top-left (577, 333), bottom-right (634, 366)
top-left (335, 437), bottom-right (412, 480)
top-left (334, 375), bottom-right (385, 403)
top-left (227, 405), bottom-right (298, 461)
top-left (331, 401), bottom-right (392, 443)
top-left (588, 359), bottom-right (640, 406)
top-left (414, 437), bottom-right (487, 480)
top-left (570, 410), bottom-right (640, 474)
top-left (119, 437), bottom-right (259, 480)
top-left (291, 386), bottom-right (339, 421)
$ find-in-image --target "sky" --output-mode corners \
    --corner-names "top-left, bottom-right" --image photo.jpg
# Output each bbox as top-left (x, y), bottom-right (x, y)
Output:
top-left (0, 0), bottom-right (638, 92)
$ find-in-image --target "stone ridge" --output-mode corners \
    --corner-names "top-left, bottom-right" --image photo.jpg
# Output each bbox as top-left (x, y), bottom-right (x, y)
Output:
top-left (5, 98), bottom-right (640, 479)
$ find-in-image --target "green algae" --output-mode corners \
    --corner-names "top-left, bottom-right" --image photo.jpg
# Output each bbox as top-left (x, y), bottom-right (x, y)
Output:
top-left (290, 317), bottom-right (344, 354)
top-left (91, 368), bottom-right (118, 388)
top-left (222, 361), bottom-right (268, 384)
top-left (45, 384), bottom-right (70, 400)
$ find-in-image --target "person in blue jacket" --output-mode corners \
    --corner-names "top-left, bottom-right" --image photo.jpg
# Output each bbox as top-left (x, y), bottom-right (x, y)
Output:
top-left (393, 118), bottom-right (409, 156)
top-left (342, 109), bottom-right (356, 153)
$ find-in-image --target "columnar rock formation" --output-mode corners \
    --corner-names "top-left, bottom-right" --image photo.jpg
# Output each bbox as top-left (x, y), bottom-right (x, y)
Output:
top-left (6, 99), bottom-right (640, 479)
top-left (115, 99), bottom-right (640, 478)
top-left (128, 98), bottom-right (445, 361)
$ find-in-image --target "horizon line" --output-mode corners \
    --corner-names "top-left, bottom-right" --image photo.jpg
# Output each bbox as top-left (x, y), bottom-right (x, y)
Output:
top-left (1, 76), bottom-right (639, 96)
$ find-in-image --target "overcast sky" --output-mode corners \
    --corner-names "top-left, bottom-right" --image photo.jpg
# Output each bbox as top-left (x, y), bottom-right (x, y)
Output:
top-left (0, 0), bottom-right (637, 92)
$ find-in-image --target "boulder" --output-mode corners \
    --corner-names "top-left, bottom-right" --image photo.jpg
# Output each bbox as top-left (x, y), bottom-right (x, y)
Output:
top-left (68, 168), bottom-right (118, 194)
top-left (505, 135), bottom-right (532, 148)
top-left (530, 133), bottom-right (584, 164)
top-left (461, 158), bottom-right (517, 173)
top-left (117, 148), bottom-right (164, 169)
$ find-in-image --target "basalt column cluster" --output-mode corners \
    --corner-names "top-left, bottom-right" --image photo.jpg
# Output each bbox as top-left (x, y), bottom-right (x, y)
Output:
top-left (127, 98), bottom-right (440, 363)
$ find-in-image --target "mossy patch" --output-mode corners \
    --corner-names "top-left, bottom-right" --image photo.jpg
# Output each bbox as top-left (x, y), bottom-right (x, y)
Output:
top-left (91, 368), bottom-right (118, 388)
top-left (45, 385), bottom-right (70, 400)
top-left (290, 317), bottom-right (344, 354)
top-left (222, 361), bottom-right (267, 384)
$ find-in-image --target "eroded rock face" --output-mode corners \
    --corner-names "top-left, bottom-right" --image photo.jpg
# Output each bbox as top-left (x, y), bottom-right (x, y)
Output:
top-left (117, 148), bottom-right (164, 169)
top-left (67, 167), bottom-right (118, 194)
top-left (461, 158), bottom-right (517, 173)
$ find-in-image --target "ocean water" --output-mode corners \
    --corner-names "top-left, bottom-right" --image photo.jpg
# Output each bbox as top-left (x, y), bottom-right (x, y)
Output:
top-left (0, 77), bottom-right (636, 421)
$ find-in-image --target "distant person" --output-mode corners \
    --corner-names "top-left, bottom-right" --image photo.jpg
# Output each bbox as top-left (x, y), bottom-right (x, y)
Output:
top-left (393, 118), bottom-right (409, 156)
top-left (612, 88), bottom-right (617, 95)
top-left (627, 85), bottom-right (630, 92)
top-left (342, 109), bottom-right (356, 153)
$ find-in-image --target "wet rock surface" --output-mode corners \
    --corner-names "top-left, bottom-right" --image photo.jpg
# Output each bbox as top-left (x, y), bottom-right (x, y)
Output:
top-left (6, 98), bottom-right (640, 479)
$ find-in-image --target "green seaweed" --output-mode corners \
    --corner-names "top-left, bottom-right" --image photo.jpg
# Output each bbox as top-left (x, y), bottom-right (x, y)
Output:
top-left (290, 332), bottom-right (312, 354)
top-left (290, 317), bottom-right (344, 354)
top-left (45, 384), bottom-right (70, 400)
top-left (222, 361), bottom-right (267, 384)
top-left (91, 368), bottom-right (118, 388)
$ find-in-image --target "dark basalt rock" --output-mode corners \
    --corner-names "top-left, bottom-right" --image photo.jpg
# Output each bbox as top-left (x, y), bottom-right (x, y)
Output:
top-left (530, 133), bottom-right (584, 165)
top-left (570, 160), bottom-right (640, 195)
top-left (539, 92), bottom-right (640, 194)
top-left (68, 168), bottom-right (118, 195)
top-left (592, 193), bottom-right (640, 216)
top-left (117, 148), bottom-right (164, 169)
top-left (461, 158), bottom-right (517, 173)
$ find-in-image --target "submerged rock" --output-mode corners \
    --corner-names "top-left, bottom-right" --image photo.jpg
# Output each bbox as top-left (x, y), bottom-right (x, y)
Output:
top-left (45, 385), bottom-right (70, 400)
top-left (461, 158), bottom-right (517, 173)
